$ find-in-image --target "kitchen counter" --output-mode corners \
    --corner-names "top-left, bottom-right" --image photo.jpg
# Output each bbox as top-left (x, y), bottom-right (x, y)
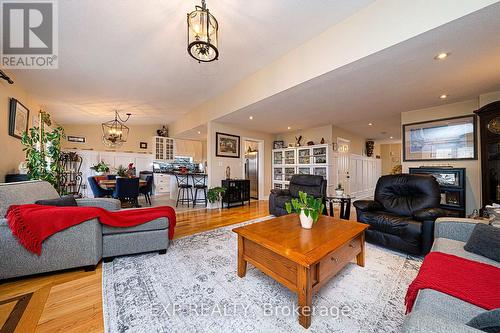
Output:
top-left (153, 172), bottom-right (207, 201)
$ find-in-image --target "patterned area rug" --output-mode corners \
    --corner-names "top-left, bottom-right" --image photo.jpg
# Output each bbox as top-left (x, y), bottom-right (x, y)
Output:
top-left (102, 217), bottom-right (422, 333)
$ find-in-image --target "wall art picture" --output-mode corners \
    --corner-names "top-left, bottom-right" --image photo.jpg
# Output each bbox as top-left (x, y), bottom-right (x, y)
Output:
top-left (216, 132), bottom-right (240, 158)
top-left (403, 115), bottom-right (476, 161)
top-left (273, 140), bottom-right (284, 149)
top-left (67, 135), bottom-right (86, 143)
top-left (8, 98), bottom-right (30, 139)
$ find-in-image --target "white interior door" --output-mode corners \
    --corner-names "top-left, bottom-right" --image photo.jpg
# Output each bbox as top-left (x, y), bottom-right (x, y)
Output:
top-left (337, 137), bottom-right (351, 194)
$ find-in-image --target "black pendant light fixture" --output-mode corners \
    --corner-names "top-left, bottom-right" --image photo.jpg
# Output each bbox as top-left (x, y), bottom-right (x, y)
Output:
top-left (187, 0), bottom-right (219, 62)
top-left (101, 110), bottom-right (131, 148)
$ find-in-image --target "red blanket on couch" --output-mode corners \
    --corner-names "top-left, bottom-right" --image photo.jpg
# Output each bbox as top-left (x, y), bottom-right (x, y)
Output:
top-left (405, 252), bottom-right (500, 314)
top-left (6, 204), bottom-right (176, 255)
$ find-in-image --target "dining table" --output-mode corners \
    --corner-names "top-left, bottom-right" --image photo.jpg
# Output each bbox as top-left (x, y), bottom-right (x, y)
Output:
top-left (99, 179), bottom-right (147, 189)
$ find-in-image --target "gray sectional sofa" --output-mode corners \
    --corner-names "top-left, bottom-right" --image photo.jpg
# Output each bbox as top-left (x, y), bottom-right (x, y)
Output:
top-left (402, 217), bottom-right (499, 333)
top-left (0, 180), bottom-right (170, 280)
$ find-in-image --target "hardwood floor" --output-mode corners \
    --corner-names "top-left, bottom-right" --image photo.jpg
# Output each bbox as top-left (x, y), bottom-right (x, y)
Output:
top-left (0, 201), bottom-right (355, 333)
top-left (0, 201), bottom-right (271, 333)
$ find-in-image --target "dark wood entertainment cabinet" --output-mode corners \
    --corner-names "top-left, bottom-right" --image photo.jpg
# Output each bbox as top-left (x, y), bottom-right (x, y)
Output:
top-left (409, 167), bottom-right (466, 217)
top-left (222, 179), bottom-right (250, 208)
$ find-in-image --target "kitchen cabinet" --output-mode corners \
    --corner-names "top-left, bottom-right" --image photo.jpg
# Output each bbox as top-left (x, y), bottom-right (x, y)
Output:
top-left (153, 136), bottom-right (175, 161)
top-left (175, 139), bottom-right (203, 161)
top-left (153, 173), bottom-right (170, 195)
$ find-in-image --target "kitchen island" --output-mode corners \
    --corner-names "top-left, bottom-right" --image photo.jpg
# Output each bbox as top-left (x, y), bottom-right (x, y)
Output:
top-left (153, 171), bottom-right (207, 202)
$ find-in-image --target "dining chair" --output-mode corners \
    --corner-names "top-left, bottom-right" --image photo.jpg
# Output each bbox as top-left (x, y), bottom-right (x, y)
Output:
top-left (191, 174), bottom-right (207, 207)
top-left (139, 175), bottom-right (154, 206)
top-left (113, 178), bottom-right (140, 207)
top-left (175, 174), bottom-right (193, 207)
top-left (87, 176), bottom-right (113, 198)
top-left (107, 175), bottom-right (117, 180)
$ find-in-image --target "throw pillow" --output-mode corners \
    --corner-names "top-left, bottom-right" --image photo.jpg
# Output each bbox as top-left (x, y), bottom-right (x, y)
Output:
top-left (467, 309), bottom-right (500, 333)
top-left (464, 223), bottom-right (500, 262)
top-left (35, 195), bottom-right (78, 207)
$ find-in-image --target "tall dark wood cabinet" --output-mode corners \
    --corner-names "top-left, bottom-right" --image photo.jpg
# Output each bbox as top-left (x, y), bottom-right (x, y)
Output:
top-left (409, 167), bottom-right (466, 217)
top-left (221, 179), bottom-right (250, 208)
top-left (475, 101), bottom-right (500, 206)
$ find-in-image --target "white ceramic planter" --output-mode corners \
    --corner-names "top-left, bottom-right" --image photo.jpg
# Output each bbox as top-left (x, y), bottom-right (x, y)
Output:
top-left (335, 189), bottom-right (344, 197)
top-left (299, 210), bottom-right (314, 229)
top-left (207, 201), bottom-right (222, 210)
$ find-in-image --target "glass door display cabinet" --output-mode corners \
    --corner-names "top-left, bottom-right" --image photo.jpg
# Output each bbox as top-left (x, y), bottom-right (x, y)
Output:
top-left (313, 146), bottom-right (327, 164)
top-left (297, 147), bottom-right (312, 165)
top-left (284, 149), bottom-right (296, 165)
top-left (273, 150), bottom-right (283, 165)
top-left (475, 101), bottom-right (500, 206)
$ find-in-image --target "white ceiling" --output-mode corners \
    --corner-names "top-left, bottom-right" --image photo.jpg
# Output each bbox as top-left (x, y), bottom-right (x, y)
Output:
top-left (9, 0), bottom-right (374, 125)
top-left (216, 3), bottom-right (500, 140)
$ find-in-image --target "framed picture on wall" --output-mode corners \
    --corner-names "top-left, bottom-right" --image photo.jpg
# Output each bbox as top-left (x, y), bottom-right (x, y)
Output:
top-left (216, 132), bottom-right (240, 158)
top-left (67, 135), bottom-right (86, 143)
top-left (402, 115), bottom-right (477, 161)
top-left (8, 98), bottom-right (30, 139)
top-left (140, 142), bottom-right (148, 149)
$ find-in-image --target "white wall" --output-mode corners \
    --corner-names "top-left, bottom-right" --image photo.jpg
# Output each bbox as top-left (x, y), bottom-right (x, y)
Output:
top-left (401, 91), bottom-right (500, 214)
top-left (0, 73), bottom-right (44, 180)
top-left (207, 121), bottom-right (274, 199)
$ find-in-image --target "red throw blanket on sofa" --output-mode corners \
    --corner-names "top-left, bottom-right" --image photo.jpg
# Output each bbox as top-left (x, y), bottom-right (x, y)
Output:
top-left (6, 204), bottom-right (176, 255)
top-left (405, 252), bottom-right (500, 314)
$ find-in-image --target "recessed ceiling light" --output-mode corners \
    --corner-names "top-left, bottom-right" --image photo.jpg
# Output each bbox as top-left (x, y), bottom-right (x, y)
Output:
top-left (197, 131), bottom-right (201, 134)
top-left (389, 136), bottom-right (394, 139)
top-left (440, 94), bottom-right (448, 99)
top-left (287, 126), bottom-right (291, 130)
top-left (249, 116), bottom-right (253, 120)
top-left (368, 123), bottom-right (373, 126)
top-left (434, 52), bottom-right (450, 60)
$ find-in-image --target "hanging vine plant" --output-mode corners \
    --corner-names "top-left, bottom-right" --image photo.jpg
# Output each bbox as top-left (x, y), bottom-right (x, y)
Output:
top-left (21, 111), bottom-right (65, 191)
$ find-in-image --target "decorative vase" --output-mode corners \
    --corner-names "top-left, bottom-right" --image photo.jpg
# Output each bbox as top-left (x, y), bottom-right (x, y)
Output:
top-left (299, 210), bottom-right (314, 229)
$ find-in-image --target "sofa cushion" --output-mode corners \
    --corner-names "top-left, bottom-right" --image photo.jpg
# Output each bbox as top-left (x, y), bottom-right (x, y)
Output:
top-left (35, 195), bottom-right (78, 207)
top-left (432, 238), bottom-right (500, 267)
top-left (102, 217), bottom-right (168, 235)
top-left (467, 309), bottom-right (500, 333)
top-left (402, 309), bottom-right (483, 333)
top-left (413, 289), bottom-right (485, 324)
top-left (464, 224), bottom-right (500, 263)
top-left (359, 211), bottom-right (421, 238)
top-left (0, 180), bottom-right (59, 216)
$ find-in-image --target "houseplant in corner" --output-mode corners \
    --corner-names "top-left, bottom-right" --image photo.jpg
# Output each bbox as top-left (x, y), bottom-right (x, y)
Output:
top-left (207, 187), bottom-right (226, 210)
top-left (285, 191), bottom-right (324, 229)
top-left (90, 161), bottom-right (110, 176)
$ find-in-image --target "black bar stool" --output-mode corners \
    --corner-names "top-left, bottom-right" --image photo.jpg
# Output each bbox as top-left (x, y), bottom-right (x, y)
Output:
top-left (191, 174), bottom-right (207, 207)
top-left (175, 174), bottom-right (193, 207)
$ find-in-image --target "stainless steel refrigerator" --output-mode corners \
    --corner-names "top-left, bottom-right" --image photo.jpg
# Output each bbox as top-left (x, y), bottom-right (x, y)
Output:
top-left (245, 152), bottom-right (259, 199)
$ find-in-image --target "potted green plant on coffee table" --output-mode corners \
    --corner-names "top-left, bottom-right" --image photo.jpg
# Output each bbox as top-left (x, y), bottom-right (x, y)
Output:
top-left (285, 191), bottom-right (324, 229)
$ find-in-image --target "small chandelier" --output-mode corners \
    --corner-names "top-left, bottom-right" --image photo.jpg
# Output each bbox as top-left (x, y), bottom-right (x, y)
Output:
top-left (187, 0), bottom-right (219, 62)
top-left (101, 110), bottom-right (131, 148)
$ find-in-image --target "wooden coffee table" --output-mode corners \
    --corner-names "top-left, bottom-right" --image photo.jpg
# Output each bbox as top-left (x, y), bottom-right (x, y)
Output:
top-left (233, 215), bottom-right (368, 328)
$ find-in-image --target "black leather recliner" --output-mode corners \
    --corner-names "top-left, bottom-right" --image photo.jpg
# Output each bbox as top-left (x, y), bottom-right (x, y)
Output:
top-left (269, 174), bottom-right (327, 217)
top-left (353, 174), bottom-right (447, 255)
